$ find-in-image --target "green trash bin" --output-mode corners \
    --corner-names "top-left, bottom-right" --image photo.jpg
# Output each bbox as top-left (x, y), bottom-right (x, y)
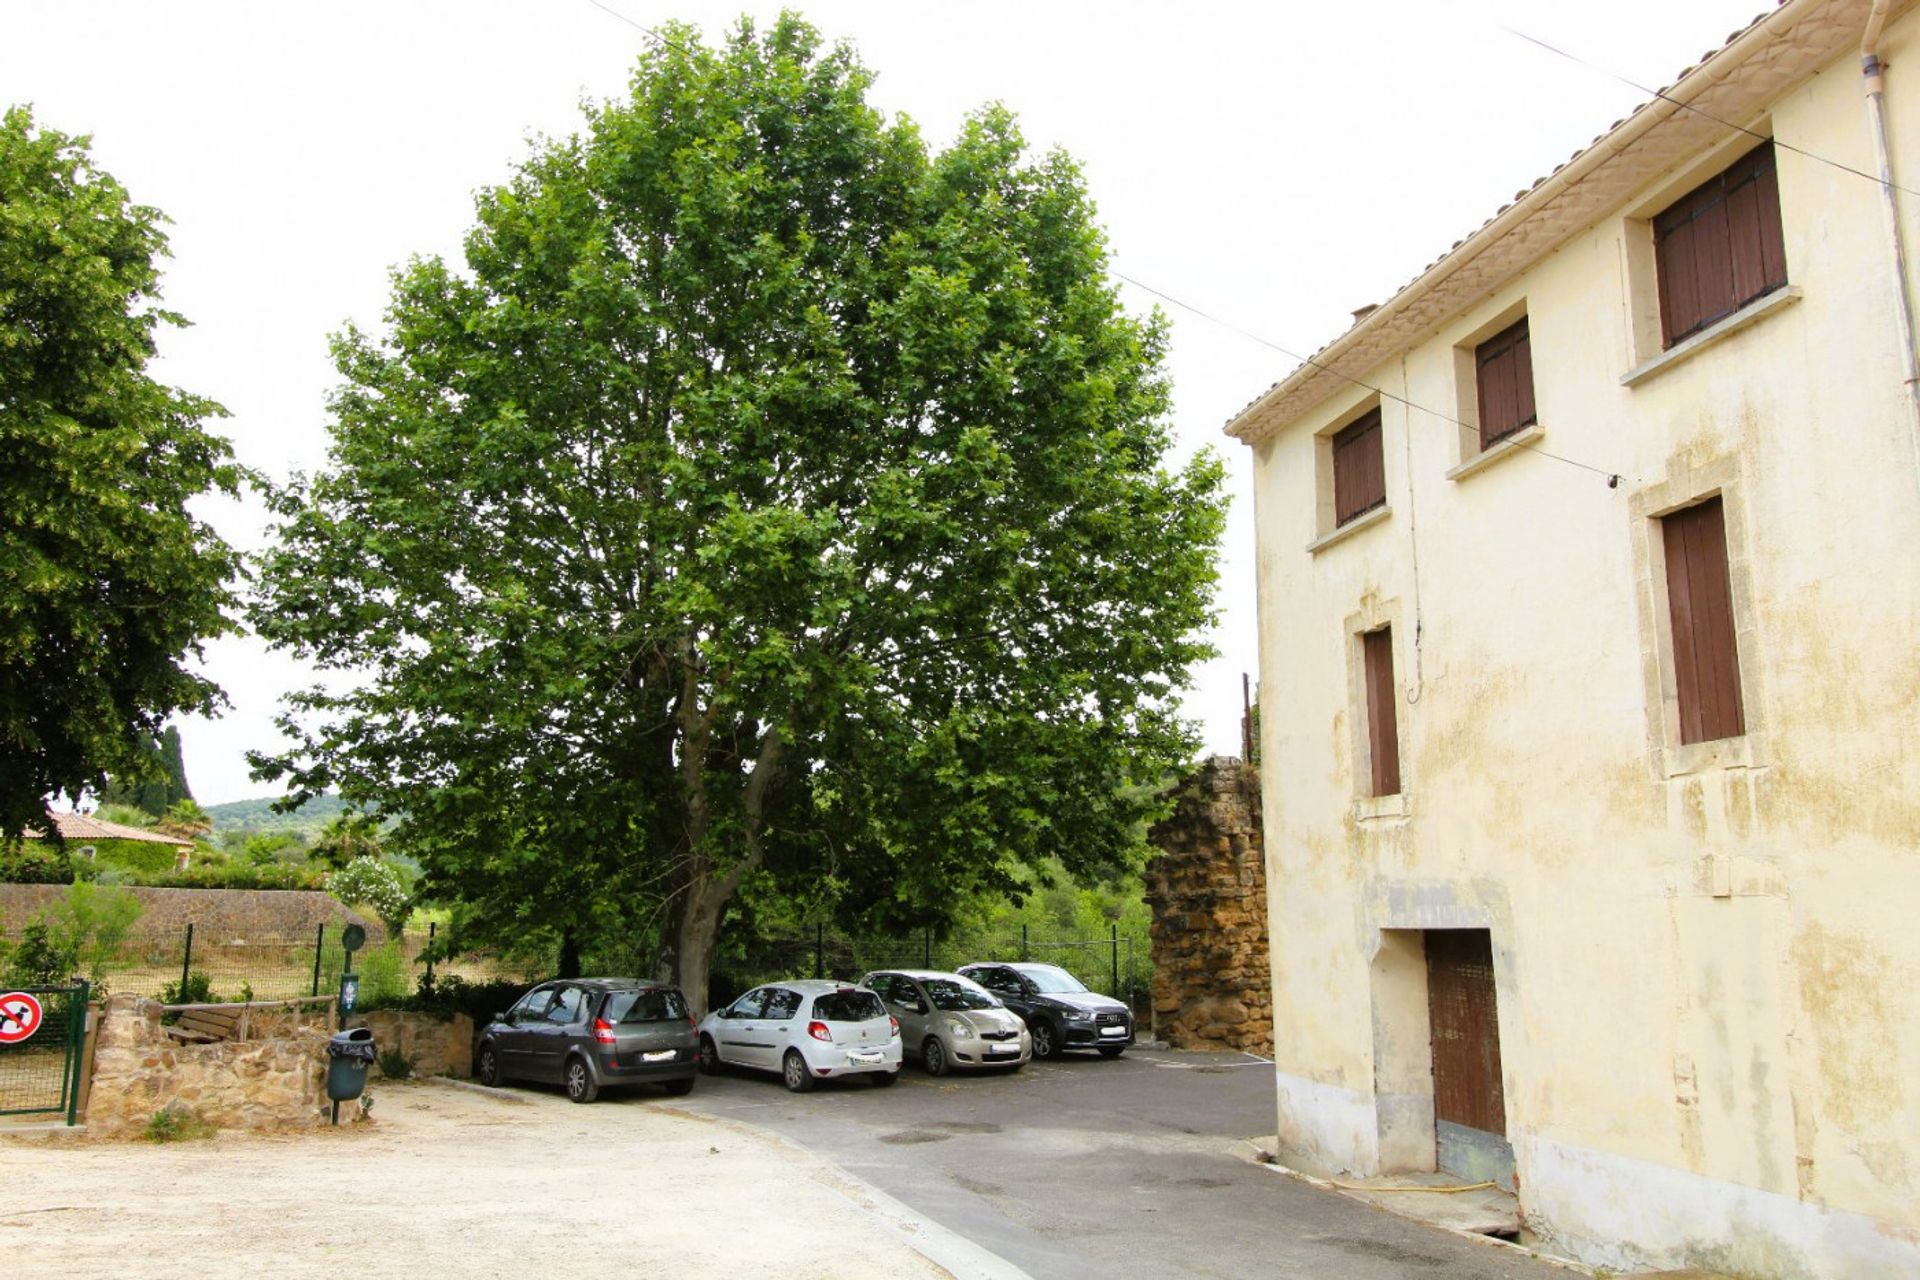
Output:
top-left (327, 1026), bottom-right (376, 1102)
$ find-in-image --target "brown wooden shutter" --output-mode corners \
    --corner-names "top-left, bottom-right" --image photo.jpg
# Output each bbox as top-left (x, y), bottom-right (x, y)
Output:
top-left (1363, 626), bottom-right (1400, 796)
top-left (1474, 317), bottom-right (1536, 449)
top-left (1655, 142), bottom-right (1786, 347)
top-left (1427, 930), bottom-right (1506, 1137)
top-left (1662, 496), bottom-right (1745, 744)
top-left (1332, 408), bottom-right (1385, 526)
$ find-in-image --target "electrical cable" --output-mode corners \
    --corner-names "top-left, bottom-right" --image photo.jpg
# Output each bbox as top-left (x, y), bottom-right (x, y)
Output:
top-left (1116, 274), bottom-right (1631, 487)
top-left (1506, 25), bottom-right (1920, 201)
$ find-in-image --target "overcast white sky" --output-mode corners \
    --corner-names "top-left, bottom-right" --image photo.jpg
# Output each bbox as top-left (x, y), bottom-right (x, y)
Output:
top-left (4, 1), bottom-right (1770, 805)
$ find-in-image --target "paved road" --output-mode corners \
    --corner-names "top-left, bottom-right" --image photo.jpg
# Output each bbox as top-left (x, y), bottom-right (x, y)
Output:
top-left (676, 1046), bottom-right (1569, 1280)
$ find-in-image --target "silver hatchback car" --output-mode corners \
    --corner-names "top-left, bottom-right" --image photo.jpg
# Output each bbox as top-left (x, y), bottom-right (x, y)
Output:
top-left (859, 969), bottom-right (1031, 1075)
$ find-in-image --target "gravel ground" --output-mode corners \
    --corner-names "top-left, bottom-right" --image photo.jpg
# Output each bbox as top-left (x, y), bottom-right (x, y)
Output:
top-left (0, 1079), bottom-right (954, 1280)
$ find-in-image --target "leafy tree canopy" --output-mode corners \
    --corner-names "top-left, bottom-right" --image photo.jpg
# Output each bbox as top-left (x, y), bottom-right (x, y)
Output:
top-left (250, 14), bottom-right (1226, 1010)
top-left (0, 106), bottom-right (243, 840)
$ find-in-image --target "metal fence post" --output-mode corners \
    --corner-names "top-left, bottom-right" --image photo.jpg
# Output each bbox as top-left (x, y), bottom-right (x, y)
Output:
top-left (814, 923), bottom-right (823, 979)
top-left (923, 928), bottom-right (931, 968)
top-left (179, 923), bottom-right (194, 1000)
top-left (1021, 923), bottom-right (1029, 961)
top-left (1110, 924), bottom-right (1119, 996)
top-left (64, 979), bottom-right (89, 1126)
top-left (311, 923), bottom-right (325, 998)
top-left (425, 920), bottom-right (436, 990)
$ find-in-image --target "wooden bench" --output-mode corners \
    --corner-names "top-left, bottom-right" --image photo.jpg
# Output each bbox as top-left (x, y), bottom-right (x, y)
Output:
top-left (161, 997), bottom-right (339, 1045)
top-left (165, 1005), bottom-right (244, 1044)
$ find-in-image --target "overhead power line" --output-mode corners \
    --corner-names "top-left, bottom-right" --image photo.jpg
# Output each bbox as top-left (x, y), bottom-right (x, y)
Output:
top-left (1505, 25), bottom-right (1920, 201)
top-left (1116, 274), bottom-right (1628, 486)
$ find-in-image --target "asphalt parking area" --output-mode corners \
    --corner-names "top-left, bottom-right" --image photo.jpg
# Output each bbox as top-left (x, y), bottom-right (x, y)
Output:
top-left (674, 1047), bottom-right (1571, 1280)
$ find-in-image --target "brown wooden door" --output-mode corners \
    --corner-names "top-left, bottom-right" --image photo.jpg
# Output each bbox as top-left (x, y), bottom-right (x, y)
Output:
top-left (1426, 930), bottom-right (1506, 1137)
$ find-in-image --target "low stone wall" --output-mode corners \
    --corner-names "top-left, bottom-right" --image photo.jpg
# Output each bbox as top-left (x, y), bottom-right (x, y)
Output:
top-left (347, 1010), bottom-right (474, 1079)
top-left (86, 995), bottom-right (332, 1136)
top-left (1145, 757), bottom-right (1272, 1055)
top-left (0, 885), bottom-right (371, 938)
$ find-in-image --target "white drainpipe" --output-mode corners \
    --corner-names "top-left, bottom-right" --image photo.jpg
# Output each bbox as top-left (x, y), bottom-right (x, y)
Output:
top-left (1862, 0), bottom-right (1920, 483)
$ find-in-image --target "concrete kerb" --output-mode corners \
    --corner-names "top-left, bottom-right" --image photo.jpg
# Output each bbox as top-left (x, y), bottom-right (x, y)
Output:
top-left (659, 1104), bottom-right (1033, 1280)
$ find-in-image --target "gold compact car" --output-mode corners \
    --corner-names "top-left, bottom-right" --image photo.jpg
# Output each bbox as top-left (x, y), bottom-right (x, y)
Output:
top-left (858, 969), bottom-right (1032, 1075)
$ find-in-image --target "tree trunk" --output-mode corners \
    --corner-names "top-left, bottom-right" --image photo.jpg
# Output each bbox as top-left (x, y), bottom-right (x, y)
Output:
top-left (668, 875), bottom-right (733, 1017)
top-left (558, 929), bottom-right (581, 979)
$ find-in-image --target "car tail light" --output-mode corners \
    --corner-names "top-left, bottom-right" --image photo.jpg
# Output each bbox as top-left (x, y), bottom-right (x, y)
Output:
top-left (592, 1017), bottom-right (617, 1045)
top-left (889, 1016), bottom-right (900, 1037)
top-left (808, 1020), bottom-right (833, 1043)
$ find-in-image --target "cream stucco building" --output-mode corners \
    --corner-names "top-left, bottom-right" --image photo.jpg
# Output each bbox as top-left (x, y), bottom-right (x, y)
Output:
top-left (1227, 1), bottom-right (1920, 1274)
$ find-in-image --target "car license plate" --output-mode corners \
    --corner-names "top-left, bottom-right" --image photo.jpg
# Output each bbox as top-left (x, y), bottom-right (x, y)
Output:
top-left (849, 1050), bottom-right (883, 1064)
top-left (1099, 1026), bottom-right (1127, 1037)
top-left (642, 1050), bottom-right (676, 1062)
top-left (988, 1044), bottom-right (1019, 1055)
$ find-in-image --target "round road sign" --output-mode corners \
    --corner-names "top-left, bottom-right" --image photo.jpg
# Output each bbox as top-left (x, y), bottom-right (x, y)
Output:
top-left (0, 991), bottom-right (43, 1044)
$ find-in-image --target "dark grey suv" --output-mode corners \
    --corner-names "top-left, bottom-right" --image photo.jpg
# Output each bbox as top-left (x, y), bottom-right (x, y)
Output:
top-left (958, 962), bottom-right (1135, 1059)
top-left (476, 978), bottom-right (699, 1102)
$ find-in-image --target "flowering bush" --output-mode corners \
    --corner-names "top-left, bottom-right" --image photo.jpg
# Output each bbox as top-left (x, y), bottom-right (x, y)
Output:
top-left (326, 857), bottom-right (410, 937)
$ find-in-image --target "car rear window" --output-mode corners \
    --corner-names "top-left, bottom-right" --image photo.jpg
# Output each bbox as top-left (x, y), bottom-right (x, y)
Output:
top-left (812, 991), bottom-right (886, 1023)
top-left (604, 988), bottom-right (689, 1024)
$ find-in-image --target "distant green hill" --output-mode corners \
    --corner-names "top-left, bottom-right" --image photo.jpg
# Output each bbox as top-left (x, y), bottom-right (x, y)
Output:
top-left (204, 792), bottom-right (350, 836)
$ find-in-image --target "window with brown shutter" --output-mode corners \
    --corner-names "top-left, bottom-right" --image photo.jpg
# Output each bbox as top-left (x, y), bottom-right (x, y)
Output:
top-left (1363, 626), bottom-right (1401, 796)
top-left (1654, 142), bottom-right (1787, 348)
top-left (1332, 408), bottom-right (1386, 526)
top-left (1474, 317), bottom-right (1536, 449)
top-left (1662, 497), bottom-right (1745, 744)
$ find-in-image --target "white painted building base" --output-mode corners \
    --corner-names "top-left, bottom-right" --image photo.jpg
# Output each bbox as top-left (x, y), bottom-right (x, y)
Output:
top-left (1521, 1136), bottom-right (1920, 1280)
top-left (1271, 1071), bottom-right (1920, 1278)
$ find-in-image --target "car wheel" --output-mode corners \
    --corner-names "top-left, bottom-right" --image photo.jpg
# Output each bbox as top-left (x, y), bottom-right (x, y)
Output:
top-left (782, 1049), bottom-right (815, 1093)
top-left (476, 1043), bottom-right (501, 1088)
top-left (565, 1056), bottom-right (599, 1104)
top-left (1097, 1046), bottom-right (1125, 1059)
top-left (1030, 1020), bottom-right (1058, 1060)
top-left (662, 1076), bottom-right (696, 1097)
top-left (922, 1037), bottom-right (949, 1077)
top-left (870, 1069), bottom-right (899, 1088)
top-left (699, 1035), bottom-right (724, 1076)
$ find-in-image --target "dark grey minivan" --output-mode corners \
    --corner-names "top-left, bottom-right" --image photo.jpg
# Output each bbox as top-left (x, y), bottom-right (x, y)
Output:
top-left (476, 978), bottom-right (699, 1102)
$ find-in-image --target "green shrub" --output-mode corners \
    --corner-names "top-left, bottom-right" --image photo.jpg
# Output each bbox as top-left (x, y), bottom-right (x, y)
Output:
top-left (326, 858), bottom-right (410, 937)
top-left (144, 1108), bottom-right (216, 1142)
top-left (0, 921), bottom-right (78, 987)
top-left (160, 972), bottom-right (215, 1005)
top-left (143, 862), bottom-right (326, 890)
top-left (376, 1047), bottom-right (415, 1079)
top-left (0, 842), bottom-right (74, 884)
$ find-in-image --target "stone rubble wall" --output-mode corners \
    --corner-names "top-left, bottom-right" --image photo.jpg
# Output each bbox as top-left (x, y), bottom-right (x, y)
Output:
top-left (347, 1010), bottom-right (474, 1079)
top-left (1145, 757), bottom-right (1272, 1056)
top-left (86, 994), bottom-right (332, 1136)
top-left (0, 885), bottom-right (371, 939)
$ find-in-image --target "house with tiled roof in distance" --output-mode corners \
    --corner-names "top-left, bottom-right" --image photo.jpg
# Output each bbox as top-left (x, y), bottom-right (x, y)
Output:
top-left (1227, 0), bottom-right (1920, 1273)
top-left (20, 812), bottom-right (196, 876)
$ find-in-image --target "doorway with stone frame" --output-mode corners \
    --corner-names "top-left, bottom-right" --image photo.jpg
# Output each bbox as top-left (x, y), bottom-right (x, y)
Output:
top-left (1369, 927), bottom-right (1514, 1190)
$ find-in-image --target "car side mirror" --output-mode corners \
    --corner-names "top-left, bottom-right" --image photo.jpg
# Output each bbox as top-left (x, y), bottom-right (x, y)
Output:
top-left (495, 1010), bottom-right (510, 1024)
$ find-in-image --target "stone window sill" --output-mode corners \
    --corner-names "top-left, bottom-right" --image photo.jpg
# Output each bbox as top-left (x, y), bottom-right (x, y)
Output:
top-left (1446, 423), bottom-right (1545, 483)
top-left (1354, 793), bottom-right (1409, 822)
top-left (1307, 504), bottom-right (1390, 555)
top-left (1660, 733), bottom-right (1757, 779)
top-left (1621, 287), bottom-right (1803, 388)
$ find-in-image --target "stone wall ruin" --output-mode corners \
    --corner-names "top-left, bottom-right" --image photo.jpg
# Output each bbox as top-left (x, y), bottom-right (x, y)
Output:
top-left (1145, 757), bottom-right (1271, 1055)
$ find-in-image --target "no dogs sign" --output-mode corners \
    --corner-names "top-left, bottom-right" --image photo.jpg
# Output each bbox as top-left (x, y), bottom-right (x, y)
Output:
top-left (0, 991), bottom-right (43, 1044)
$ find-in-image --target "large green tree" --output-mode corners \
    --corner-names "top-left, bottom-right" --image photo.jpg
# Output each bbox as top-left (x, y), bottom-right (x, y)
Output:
top-left (251, 15), bottom-right (1225, 1009)
top-left (0, 107), bottom-right (242, 840)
